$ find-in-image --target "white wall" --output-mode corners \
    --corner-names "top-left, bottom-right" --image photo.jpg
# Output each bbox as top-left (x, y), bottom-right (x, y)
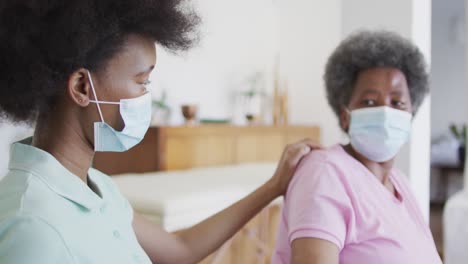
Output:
top-left (0, 0), bottom-right (283, 176)
top-left (279, 0), bottom-right (342, 147)
top-left (342, 1), bottom-right (411, 37)
top-left (1, 0), bottom-right (343, 176)
top-left (150, 0), bottom-right (280, 125)
top-left (342, 0), bottom-right (432, 221)
top-left (410, 0), bottom-right (432, 222)
top-left (150, 0), bottom-right (344, 146)
top-left (431, 0), bottom-right (466, 139)
top-left (465, 0), bottom-right (468, 191)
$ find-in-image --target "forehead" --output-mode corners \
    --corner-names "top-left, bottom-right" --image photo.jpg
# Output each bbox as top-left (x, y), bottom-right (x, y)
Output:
top-left (104, 34), bottom-right (157, 75)
top-left (353, 67), bottom-right (408, 93)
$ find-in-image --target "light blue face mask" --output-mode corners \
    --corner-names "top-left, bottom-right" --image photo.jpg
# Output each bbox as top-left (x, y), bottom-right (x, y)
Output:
top-left (348, 106), bottom-right (412, 162)
top-left (87, 71), bottom-right (152, 152)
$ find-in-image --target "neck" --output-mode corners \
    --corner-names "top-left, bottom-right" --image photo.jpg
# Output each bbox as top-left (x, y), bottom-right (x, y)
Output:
top-left (344, 144), bottom-right (394, 183)
top-left (32, 110), bottom-right (94, 184)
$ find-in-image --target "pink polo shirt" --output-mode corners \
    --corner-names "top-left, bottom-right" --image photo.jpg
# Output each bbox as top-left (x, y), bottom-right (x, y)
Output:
top-left (272, 145), bottom-right (442, 264)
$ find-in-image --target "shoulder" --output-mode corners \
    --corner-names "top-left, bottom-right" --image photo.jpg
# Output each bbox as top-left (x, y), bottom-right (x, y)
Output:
top-left (284, 146), bottom-right (354, 250)
top-left (0, 172), bottom-right (30, 218)
top-left (0, 215), bottom-right (62, 241)
top-left (296, 144), bottom-right (352, 173)
top-left (288, 145), bottom-right (352, 191)
top-left (0, 171), bottom-right (56, 220)
top-left (0, 215), bottom-right (74, 263)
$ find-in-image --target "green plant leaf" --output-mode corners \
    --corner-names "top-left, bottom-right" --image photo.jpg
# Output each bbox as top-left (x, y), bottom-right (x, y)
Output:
top-left (450, 124), bottom-right (459, 139)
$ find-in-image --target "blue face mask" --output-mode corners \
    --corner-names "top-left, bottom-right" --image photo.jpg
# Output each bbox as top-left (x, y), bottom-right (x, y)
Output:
top-left (87, 71), bottom-right (152, 152)
top-left (348, 106), bottom-right (412, 162)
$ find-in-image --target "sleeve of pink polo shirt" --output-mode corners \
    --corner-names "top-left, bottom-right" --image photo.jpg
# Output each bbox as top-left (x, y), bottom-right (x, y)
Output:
top-left (285, 152), bottom-right (353, 250)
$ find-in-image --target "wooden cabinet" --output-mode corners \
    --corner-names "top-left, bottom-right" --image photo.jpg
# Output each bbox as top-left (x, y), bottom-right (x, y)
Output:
top-left (94, 125), bottom-right (320, 175)
top-left (199, 204), bottom-right (282, 264)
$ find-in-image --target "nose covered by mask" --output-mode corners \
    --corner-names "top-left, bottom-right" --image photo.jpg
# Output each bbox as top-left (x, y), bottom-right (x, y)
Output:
top-left (348, 106), bottom-right (412, 162)
top-left (87, 71), bottom-right (152, 152)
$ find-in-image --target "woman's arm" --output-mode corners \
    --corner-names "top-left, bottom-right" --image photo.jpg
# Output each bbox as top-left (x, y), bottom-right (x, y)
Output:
top-left (133, 139), bottom-right (321, 264)
top-left (291, 238), bottom-right (339, 264)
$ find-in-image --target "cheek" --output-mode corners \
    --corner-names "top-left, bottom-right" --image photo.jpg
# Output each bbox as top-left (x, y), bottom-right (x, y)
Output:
top-left (109, 79), bottom-right (144, 100)
top-left (94, 84), bottom-right (130, 129)
top-left (110, 105), bottom-right (125, 131)
top-left (102, 80), bottom-right (129, 101)
top-left (96, 76), bottom-right (137, 101)
top-left (98, 104), bottom-right (124, 130)
top-left (408, 103), bottom-right (414, 114)
top-left (124, 82), bottom-right (146, 99)
top-left (407, 98), bottom-right (414, 111)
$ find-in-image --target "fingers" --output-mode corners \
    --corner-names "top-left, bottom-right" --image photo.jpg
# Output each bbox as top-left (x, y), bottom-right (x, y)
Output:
top-left (297, 138), bottom-right (323, 150)
top-left (272, 139), bottom-right (322, 195)
top-left (284, 138), bottom-right (322, 167)
top-left (286, 144), bottom-right (312, 167)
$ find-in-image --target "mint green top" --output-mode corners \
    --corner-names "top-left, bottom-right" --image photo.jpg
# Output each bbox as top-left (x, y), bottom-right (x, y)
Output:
top-left (0, 139), bottom-right (151, 263)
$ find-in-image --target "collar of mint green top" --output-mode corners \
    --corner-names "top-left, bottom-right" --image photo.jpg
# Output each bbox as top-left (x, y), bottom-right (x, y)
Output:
top-left (7, 138), bottom-right (104, 211)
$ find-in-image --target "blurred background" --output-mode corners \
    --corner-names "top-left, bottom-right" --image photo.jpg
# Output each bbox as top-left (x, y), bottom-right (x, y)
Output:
top-left (1, 0), bottom-right (467, 263)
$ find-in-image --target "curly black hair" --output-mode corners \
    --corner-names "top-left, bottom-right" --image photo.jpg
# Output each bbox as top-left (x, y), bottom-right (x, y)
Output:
top-left (324, 30), bottom-right (429, 118)
top-left (0, 0), bottom-right (199, 123)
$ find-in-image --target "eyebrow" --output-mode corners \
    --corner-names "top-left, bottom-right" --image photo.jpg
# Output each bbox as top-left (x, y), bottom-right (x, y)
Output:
top-left (361, 89), bottom-right (380, 96)
top-left (390, 90), bottom-right (403, 96)
top-left (361, 89), bottom-right (405, 97)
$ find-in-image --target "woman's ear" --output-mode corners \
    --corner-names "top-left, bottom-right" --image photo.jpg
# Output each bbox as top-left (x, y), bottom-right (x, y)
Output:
top-left (67, 68), bottom-right (92, 107)
top-left (339, 106), bottom-right (350, 132)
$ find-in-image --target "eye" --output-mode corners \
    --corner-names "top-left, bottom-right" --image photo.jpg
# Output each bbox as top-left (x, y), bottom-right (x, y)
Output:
top-left (142, 79), bottom-right (151, 86)
top-left (362, 99), bottom-right (376, 106)
top-left (392, 100), bottom-right (406, 109)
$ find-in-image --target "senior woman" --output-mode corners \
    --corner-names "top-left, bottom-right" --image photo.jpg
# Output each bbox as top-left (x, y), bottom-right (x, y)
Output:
top-left (0, 1), bottom-right (320, 264)
top-left (272, 31), bottom-right (442, 264)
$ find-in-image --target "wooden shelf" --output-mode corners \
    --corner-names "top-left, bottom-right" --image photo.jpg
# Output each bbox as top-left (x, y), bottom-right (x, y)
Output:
top-left (93, 125), bottom-right (320, 175)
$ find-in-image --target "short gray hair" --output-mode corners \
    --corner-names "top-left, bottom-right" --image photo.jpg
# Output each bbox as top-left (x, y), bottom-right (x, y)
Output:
top-left (324, 30), bottom-right (429, 117)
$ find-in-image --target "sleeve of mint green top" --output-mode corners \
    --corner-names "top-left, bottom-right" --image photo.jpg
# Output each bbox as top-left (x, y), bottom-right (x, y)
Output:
top-left (0, 216), bottom-right (75, 264)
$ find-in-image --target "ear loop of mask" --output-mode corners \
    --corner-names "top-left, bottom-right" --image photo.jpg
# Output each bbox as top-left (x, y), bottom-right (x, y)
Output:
top-left (87, 71), bottom-right (120, 124)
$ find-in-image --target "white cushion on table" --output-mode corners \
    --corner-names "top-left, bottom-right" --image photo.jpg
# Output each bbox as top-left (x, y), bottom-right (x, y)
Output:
top-left (112, 163), bottom-right (281, 231)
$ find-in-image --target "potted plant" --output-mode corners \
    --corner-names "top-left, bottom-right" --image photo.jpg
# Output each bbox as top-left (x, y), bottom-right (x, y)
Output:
top-left (151, 90), bottom-right (171, 126)
top-left (240, 72), bottom-right (266, 125)
top-left (450, 124), bottom-right (467, 166)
